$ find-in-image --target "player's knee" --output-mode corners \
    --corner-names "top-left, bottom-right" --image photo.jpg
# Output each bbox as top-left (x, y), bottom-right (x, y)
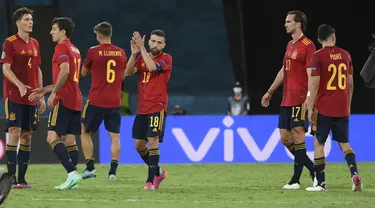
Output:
top-left (109, 133), bottom-right (120, 145)
top-left (148, 137), bottom-right (159, 149)
top-left (338, 142), bottom-right (351, 152)
top-left (134, 139), bottom-right (147, 151)
top-left (279, 130), bottom-right (292, 145)
top-left (47, 131), bottom-right (59, 144)
top-left (291, 127), bottom-right (305, 143)
top-left (20, 130), bottom-right (33, 145)
top-left (314, 136), bottom-right (324, 147)
top-left (62, 135), bottom-right (76, 146)
top-left (7, 127), bottom-right (21, 145)
top-left (81, 123), bottom-right (89, 136)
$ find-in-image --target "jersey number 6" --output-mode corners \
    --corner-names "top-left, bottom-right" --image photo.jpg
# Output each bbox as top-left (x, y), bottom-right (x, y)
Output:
top-left (107, 60), bottom-right (116, 83)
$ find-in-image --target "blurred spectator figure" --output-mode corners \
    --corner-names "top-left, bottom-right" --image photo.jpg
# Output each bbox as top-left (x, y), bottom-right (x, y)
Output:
top-left (227, 82), bottom-right (250, 115)
top-left (172, 105), bottom-right (186, 115)
top-left (120, 91), bottom-right (131, 115)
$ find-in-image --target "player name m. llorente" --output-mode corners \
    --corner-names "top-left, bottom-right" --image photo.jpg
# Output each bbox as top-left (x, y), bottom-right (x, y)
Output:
top-left (98, 50), bottom-right (122, 57)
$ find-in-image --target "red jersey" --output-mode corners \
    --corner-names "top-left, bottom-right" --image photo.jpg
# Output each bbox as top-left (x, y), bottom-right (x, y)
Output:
top-left (52, 39), bottom-right (82, 111)
top-left (311, 46), bottom-right (353, 117)
top-left (281, 36), bottom-right (316, 106)
top-left (83, 44), bottom-right (127, 108)
top-left (0, 34), bottom-right (41, 106)
top-left (135, 52), bottom-right (172, 114)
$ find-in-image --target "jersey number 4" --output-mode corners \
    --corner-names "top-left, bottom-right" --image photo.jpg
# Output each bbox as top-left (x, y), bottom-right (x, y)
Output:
top-left (327, 63), bottom-right (347, 90)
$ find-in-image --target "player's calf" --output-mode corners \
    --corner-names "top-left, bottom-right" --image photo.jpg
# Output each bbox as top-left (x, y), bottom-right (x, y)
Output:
top-left (6, 127), bottom-right (21, 177)
top-left (63, 135), bottom-right (79, 170)
top-left (135, 139), bottom-right (149, 165)
top-left (18, 131), bottom-right (32, 186)
top-left (146, 137), bottom-right (160, 185)
top-left (47, 131), bottom-right (76, 175)
top-left (339, 143), bottom-right (363, 191)
top-left (109, 133), bottom-right (120, 178)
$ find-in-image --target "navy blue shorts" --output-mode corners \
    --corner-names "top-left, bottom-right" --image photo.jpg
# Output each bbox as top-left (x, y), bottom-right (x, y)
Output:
top-left (47, 100), bottom-right (81, 136)
top-left (82, 100), bottom-right (121, 134)
top-left (132, 110), bottom-right (166, 143)
top-left (310, 110), bottom-right (349, 144)
top-left (278, 104), bottom-right (309, 132)
top-left (4, 98), bottom-right (39, 132)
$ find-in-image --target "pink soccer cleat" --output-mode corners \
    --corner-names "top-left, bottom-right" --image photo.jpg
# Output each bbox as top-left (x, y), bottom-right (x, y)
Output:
top-left (154, 169), bottom-right (168, 189)
top-left (144, 182), bottom-right (155, 190)
top-left (352, 174), bottom-right (363, 191)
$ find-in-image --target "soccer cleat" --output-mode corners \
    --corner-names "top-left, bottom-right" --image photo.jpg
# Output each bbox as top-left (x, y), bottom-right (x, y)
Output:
top-left (81, 169), bottom-right (96, 180)
top-left (15, 181), bottom-right (32, 189)
top-left (352, 174), bottom-right (363, 191)
top-left (70, 184), bottom-right (78, 189)
top-left (144, 182), bottom-right (155, 190)
top-left (154, 169), bottom-right (168, 189)
top-left (306, 185), bottom-right (327, 192)
top-left (11, 181), bottom-right (18, 189)
top-left (108, 174), bottom-right (116, 181)
top-left (313, 177), bottom-right (318, 187)
top-left (283, 183), bottom-right (301, 190)
top-left (55, 174), bottom-right (82, 190)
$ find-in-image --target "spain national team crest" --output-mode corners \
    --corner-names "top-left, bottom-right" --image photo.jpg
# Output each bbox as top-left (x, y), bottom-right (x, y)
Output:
top-left (291, 50), bottom-right (298, 59)
top-left (9, 112), bottom-right (16, 121)
top-left (1, 51), bottom-right (5, 59)
top-left (27, 49), bottom-right (33, 55)
top-left (33, 48), bottom-right (38, 57)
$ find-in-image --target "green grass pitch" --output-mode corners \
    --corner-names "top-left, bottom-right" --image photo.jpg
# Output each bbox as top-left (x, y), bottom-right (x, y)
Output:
top-left (2, 163), bottom-right (375, 208)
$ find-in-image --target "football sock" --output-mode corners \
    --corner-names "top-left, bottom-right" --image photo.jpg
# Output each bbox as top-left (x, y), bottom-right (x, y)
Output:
top-left (137, 147), bottom-right (149, 165)
top-left (85, 158), bottom-right (95, 171)
top-left (6, 145), bottom-right (17, 176)
top-left (50, 139), bottom-right (75, 173)
top-left (290, 142), bottom-right (306, 184)
top-left (314, 157), bottom-right (326, 188)
top-left (66, 145), bottom-right (79, 170)
top-left (344, 150), bottom-right (358, 176)
top-left (109, 160), bottom-right (118, 175)
top-left (147, 148), bottom-right (160, 183)
top-left (286, 143), bottom-right (315, 176)
top-left (17, 144), bottom-right (31, 182)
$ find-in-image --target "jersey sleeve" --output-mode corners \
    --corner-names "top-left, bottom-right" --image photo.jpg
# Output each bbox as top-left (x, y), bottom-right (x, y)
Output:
top-left (134, 56), bottom-right (142, 71)
top-left (55, 44), bottom-right (69, 65)
top-left (310, 53), bottom-right (320, 76)
top-left (0, 40), bottom-right (14, 65)
top-left (34, 40), bottom-right (42, 66)
top-left (155, 54), bottom-right (172, 72)
top-left (305, 43), bottom-right (316, 68)
top-left (83, 48), bottom-right (94, 69)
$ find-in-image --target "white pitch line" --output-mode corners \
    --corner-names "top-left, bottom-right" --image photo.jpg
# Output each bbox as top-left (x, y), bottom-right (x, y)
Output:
top-left (31, 198), bottom-right (356, 205)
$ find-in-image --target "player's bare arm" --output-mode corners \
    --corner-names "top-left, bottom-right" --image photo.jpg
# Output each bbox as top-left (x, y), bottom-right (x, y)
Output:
top-left (28, 84), bottom-right (53, 102)
top-left (307, 75), bottom-right (320, 123)
top-left (2, 63), bottom-right (30, 97)
top-left (124, 54), bottom-right (138, 77)
top-left (348, 74), bottom-right (354, 112)
top-left (38, 67), bottom-right (46, 114)
top-left (261, 67), bottom-right (284, 107)
top-left (81, 66), bottom-right (91, 77)
top-left (48, 62), bottom-right (69, 108)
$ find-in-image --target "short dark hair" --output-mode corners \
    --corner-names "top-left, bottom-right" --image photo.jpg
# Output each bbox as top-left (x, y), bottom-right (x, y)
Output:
top-left (151, 29), bottom-right (166, 41)
top-left (13, 7), bottom-right (33, 23)
top-left (94, 22), bottom-right (112, 37)
top-left (52, 17), bottom-right (75, 38)
top-left (287, 10), bottom-right (307, 32)
top-left (317, 24), bottom-right (335, 41)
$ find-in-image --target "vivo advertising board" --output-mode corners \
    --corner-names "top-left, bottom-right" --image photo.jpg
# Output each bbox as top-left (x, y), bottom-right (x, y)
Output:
top-left (98, 115), bottom-right (374, 164)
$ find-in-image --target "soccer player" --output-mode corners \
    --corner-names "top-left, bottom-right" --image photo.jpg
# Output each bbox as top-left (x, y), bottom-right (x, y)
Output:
top-left (125, 30), bottom-right (171, 190)
top-left (0, 7), bottom-right (46, 189)
top-left (261, 10), bottom-right (316, 189)
top-left (80, 22), bottom-right (127, 180)
top-left (28, 17), bottom-right (82, 189)
top-left (306, 24), bottom-right (362, 192)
